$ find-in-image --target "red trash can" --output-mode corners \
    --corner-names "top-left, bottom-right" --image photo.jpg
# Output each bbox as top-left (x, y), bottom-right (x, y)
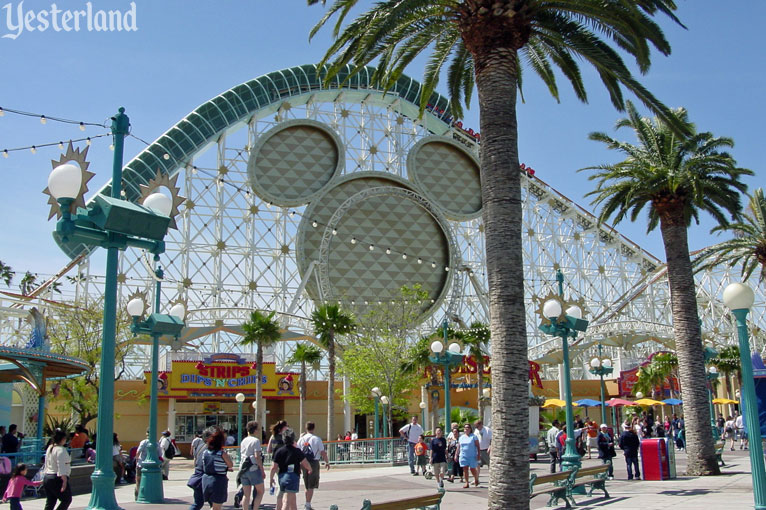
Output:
top-left (640, 438), bottom-right (671, 480)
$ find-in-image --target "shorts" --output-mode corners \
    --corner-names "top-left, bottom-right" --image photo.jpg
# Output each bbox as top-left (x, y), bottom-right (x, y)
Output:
top-left (479, 450), bottom-right (490, 467)
top-left (302, 460), bottom-right (320, 489)
top-left (241, 468), bottom-right (264, 486)
top-left (416, 455), bottom-right (428, 467)
top-left (278, 471), bottom-right (300, 494)
top-left (432, 462), bottom-right (447, 477)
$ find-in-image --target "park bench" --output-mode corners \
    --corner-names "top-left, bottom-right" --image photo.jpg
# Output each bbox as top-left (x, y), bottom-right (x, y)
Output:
top-left (529, 470), bottom-right (576, 508)
top-left (714, 441), bottom-right (725, 466)
top-left (570, 464), bottom-right (610, 499)
top-left (330, 490), bottom-right (445, 510)
top-left (69, 463), bottom-right (96, 495)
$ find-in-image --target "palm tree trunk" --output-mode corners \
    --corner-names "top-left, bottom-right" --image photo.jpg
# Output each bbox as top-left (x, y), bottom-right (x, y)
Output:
top-left (473, 47), bottom-right (530, 509)
top-left (300, 361), bottom-right (307, 433)
top-left (256, 340), bottom-right (263, 429)
top-left (659, 216), bottom-right (719, 475)
top-left (327, 333), bottom-right (335, 440)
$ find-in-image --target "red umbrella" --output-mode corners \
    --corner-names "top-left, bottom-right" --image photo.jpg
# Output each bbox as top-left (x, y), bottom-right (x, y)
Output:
top-left (606, 398), bottom-right (635, 407)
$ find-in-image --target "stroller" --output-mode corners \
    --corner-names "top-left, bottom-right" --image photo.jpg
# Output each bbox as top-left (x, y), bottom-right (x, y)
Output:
top-left (423, 462), bottom-right (434, 480)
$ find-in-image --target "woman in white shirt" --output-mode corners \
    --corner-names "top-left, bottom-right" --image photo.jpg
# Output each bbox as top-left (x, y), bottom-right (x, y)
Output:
top-left (43, 429), bottom-right (72, 510)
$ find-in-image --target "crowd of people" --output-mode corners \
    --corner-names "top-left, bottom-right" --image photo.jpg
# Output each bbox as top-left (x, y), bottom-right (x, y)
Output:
top-left (398, 416), bottom-right (492, 490)
top-left (545, 412), bottom-right (691, 481)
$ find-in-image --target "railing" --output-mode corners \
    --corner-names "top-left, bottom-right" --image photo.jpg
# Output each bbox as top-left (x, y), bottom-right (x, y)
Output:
top-left (223, 437), bottom-right (410, 468)
top-left (0, 437), bottom-right (46, 466)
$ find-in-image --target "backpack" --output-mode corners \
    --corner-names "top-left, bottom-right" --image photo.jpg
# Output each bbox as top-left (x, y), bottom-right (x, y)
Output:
top-left (301, 435), bottom-right (316, 462)
top-left (164, 439), bottom-right (175, 459)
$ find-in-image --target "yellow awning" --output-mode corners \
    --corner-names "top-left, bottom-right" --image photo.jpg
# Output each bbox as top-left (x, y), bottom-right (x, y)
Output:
top-left (634, 398), bottom-right (665, 406)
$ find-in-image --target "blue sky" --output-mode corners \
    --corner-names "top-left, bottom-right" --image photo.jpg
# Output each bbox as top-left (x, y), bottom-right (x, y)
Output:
top-left (0, 0), bottom-right (763, 281)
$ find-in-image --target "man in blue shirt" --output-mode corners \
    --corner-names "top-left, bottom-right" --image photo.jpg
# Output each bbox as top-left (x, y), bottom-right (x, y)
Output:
top-left (429, 428), bottom-right (448, 488)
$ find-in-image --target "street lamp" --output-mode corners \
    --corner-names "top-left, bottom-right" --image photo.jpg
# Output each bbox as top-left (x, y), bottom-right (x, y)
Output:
top-left (707, 366), bottom-right (721, 441)
top-left (419, 401), bottom-right (427, 430)
top-left (371, 387), bottom-right (382, 439)
top-left (127, 278), bottom-right (185, 504)
top-left (45, 108), bottom-right (182, 510)
top-left (236, 393), bottom-right (246, 445)
top-left (537, 269), bottom-right (589, 472)
top-left (723, 282), bottom-right (765, 510)
top-left (589, 346), bottom-right (613, 425)
top-left (251, 400), bottom-right (258, 421)
top-left (429, 319), bottom-right (463, 429)
top-left (380, 396), bottom-right (390, 437)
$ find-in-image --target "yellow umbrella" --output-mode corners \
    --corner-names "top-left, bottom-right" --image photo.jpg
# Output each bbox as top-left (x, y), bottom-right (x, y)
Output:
top-left (712, 398), bottom-right (738, 405)
top-left (634, 398), bottom-right (665, 406)
top-left (542, 398), bottom-right (579, 408)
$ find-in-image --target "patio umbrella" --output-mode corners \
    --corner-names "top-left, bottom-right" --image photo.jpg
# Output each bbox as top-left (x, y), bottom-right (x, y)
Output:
top-left (662, 398), bottom-right (683, 405)
top-left (634, 398), bottom-right (665, 406)
top-left (605, 398), bottom-right (634, 407)
top-left (542, 398), bottom-right (578, 408)
top-left (712, 398), bottom-right (738, 405)
top-left (574, 399), bottom-right (603, 407)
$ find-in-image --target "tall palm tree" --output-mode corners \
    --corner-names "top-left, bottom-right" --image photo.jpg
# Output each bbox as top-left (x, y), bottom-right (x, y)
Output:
top-left (463, 322), bottom-right (490, 420)
top-left (582, 101), bottom-right (752, 475)
top-left (19, 271), bottom-right (37, 296)
top-left (241, 310), bottom-right (282, 427)
top-left (307, 3), bottom-right (685, 506)
top-left (311, 303), bottom-right (355, 440)
top-left (0, 261), bottom-right (14, 287)
top-left (695, 188), bottom-right (766, 284)
top-left (287, 343), bottom-right (323, 432)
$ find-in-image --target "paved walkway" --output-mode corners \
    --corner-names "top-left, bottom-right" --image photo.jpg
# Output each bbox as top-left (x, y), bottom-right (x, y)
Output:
top-left (20, 448), bottom-right (760, 509)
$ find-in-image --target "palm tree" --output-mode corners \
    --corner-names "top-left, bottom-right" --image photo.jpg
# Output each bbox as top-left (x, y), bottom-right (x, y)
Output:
top-left (463, 322), bottom-right (490, 420)
top-left (652, 352), bottom-right (679, 399)
top-left (0, 261), bottom-right (14, 287)
top-left (241, 310), bottom-right (282, 427)
top-left (695, 188), bottom-right (766, 284)
top-left (582, 101), bottom-right (752, 475)
top-left (311, 303), bottom-right (355, 440)
top-left (634, 364), bottom-right (663, 400)
top-left (711, 345), bottom-right (741, 406)
top-left (287, 343), bottom-right (323, 432)
top-left (19, 271), bottom-right (37, 296)
top-left (307, 3), bottom-right (686, 505)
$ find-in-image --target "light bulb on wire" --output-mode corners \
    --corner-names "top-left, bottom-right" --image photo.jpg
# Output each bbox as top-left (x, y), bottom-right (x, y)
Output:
top-left (30, 146), bottom-right (36, 154)
top-left (0, 107), bottom-right (4, 117)
top-left (58, 142), bottom-right (64, 150)
top-left (2, 150), bottom-right (8, 158)
top-left (86, 137), bottom-right (91, 146)
top-left (79, 122), bottom-right (86, 131)
top-left (40, 115), bottom-right (47, 125)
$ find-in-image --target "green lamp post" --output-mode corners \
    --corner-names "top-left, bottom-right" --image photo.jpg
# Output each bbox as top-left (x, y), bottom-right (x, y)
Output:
top-left (589, 344), bottom-right (613, 425)
top-left (419, 401), bottom-right (427, 431)
top-left (429, 319), bottom-right (463, 429)
top-left (380, 396), bottom-right (390, 437)
top-left (706, 366), bottom-right (721, 442)
top-left (371, 387), bottom-right (381, 458)
top-left (236, 393), bottom-right (246, 445)
top-left (45, 108), bottom-right (179, 510)
top-left (723, 283), bottom-right (766, 510)
top-left (127, 267), bottom-right (185, 504)
top-left (537, 269), bottom-right (589, 472)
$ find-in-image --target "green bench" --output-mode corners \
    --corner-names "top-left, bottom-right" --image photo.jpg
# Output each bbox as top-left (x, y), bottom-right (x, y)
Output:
top-left (330, 490), bottom-right (445, 510)
top-left (715, 441), bottom-right (725, 466)
top-left (571, 464), bottom-right (610, 499)
top-left (530, 464), bottom-right (610, 508)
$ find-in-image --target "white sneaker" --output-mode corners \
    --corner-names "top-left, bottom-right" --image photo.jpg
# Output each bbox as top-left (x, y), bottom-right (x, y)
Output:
top-left (305, 504), bottom-right (313, 510)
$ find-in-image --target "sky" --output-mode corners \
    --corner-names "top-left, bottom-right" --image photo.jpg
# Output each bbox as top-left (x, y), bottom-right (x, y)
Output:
top-left (0, 0), bottom-right (763, 283)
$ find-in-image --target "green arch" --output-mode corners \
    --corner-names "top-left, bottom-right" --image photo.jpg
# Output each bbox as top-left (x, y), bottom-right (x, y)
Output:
top-left (60, 64), bottom-right (454, 258)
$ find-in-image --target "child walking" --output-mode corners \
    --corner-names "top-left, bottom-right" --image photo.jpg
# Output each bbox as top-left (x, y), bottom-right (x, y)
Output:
top-left (2, 464), bottom-right (42, 510)
top-left (414, 435), bottom-right (429, 476)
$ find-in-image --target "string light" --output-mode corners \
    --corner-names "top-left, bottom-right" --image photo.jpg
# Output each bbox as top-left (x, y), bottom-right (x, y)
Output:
top-left (332, 229), bottom-right (337, 235)
top-left (417, 258), bottom-right (422, 264)
top-left (312, 221), bottom-right (318, 228)
top-left (368, 244), bottom-right (374, 251)
top-left (58, 142), bottom-right (64, 150)
top-left (79, 122), bottom-right (85, 131)
top-left (39, 115), bottom-right (47, 125)
top-left (2, 150), bottom-right (7, 158)
top-left (402, 253), bottom-right (407, 260)
top-left (350, 237), bottom-right (357, 244)
top-left (0, 106), bottom-right (106, 128)
top-left (445, 266), bottom-right (450, 272)
top-left (0, 107), bottom-right (4, 116)
top-left (163, 153), bottom-right (170, 160)
top-left (386, 248), bottom-right (391, 255)
top-left (109, 144), bottom-right (115, 151)
top-left (30, 146), bottom-right (36, 154)
top-left (0, 133), bottom-right (109, 157)
top-left (431, 262), bottom-right (436, 268)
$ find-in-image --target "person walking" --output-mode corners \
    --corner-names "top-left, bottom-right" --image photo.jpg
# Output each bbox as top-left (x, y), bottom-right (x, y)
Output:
top-left (187, 427), bottom-right (214, 510)
top-left (297, 421), bottom-right (330, 510)
top-left (399, 416), bottom-right (424, 476)
top-left (267, 421), bottom-right (288, 460)
top-left (414, 435), bottom-right (428, 476)
top-left (3, 463), bottom-right (42, 510)
top-left (724, 416), bottom-right (736, 450)
top-left (429, 427), bottom-right (448, 488)
top-left (456, 423), bottom-right (480, 488)
top-left (586, 420), bottom-right (599, 459)
top-left (446, 425), bottom-right (460, 483)
top-left (473, 420), bottom-right (491, 477)
top-left (735, 413), bottom-right (748, 449)
top-left (269, 428), bottom-right (312, 510)
top-left (158, 430), bottom-right (173, 480)
top-left (201, 428), bottom-right (233, 510)
top-left (190, 432), bottom-right (204, 462)
top-left (42, 429), bottom-right (71, 510)
top-left (239, 421), bottom-right (266, 510)
top-left (618, 425), bottom-right (641, 480)
top-left (546, 420), bottom-right (560, 473)
top-left (597, 424), bottom-right (615, 479)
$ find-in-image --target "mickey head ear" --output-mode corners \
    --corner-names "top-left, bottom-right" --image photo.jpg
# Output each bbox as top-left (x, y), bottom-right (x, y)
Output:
top-left (407, 136), bottom-right (482, 221)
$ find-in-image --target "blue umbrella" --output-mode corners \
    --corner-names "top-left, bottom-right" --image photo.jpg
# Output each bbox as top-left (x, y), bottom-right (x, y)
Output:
top-left (575, 398), bottom-right (603, 407)
top-left (663, 398), bottom-right (683, 405)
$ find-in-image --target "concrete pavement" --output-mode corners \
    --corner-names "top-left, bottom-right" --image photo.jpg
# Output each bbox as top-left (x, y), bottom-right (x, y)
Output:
top-left (19, 447), bottom-right (761, 509)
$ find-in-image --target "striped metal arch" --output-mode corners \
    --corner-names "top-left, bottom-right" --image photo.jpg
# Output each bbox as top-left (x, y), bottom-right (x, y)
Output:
top-left (58, 64), bottom-right (454, 258)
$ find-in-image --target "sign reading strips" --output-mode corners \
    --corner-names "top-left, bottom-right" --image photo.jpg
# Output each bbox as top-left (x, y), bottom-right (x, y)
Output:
top-left (2, 1), bottom-right (138, 40)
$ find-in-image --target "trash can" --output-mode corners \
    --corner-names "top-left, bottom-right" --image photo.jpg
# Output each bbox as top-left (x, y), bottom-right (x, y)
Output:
top-left (641, 438), bottom-right (675, 480)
